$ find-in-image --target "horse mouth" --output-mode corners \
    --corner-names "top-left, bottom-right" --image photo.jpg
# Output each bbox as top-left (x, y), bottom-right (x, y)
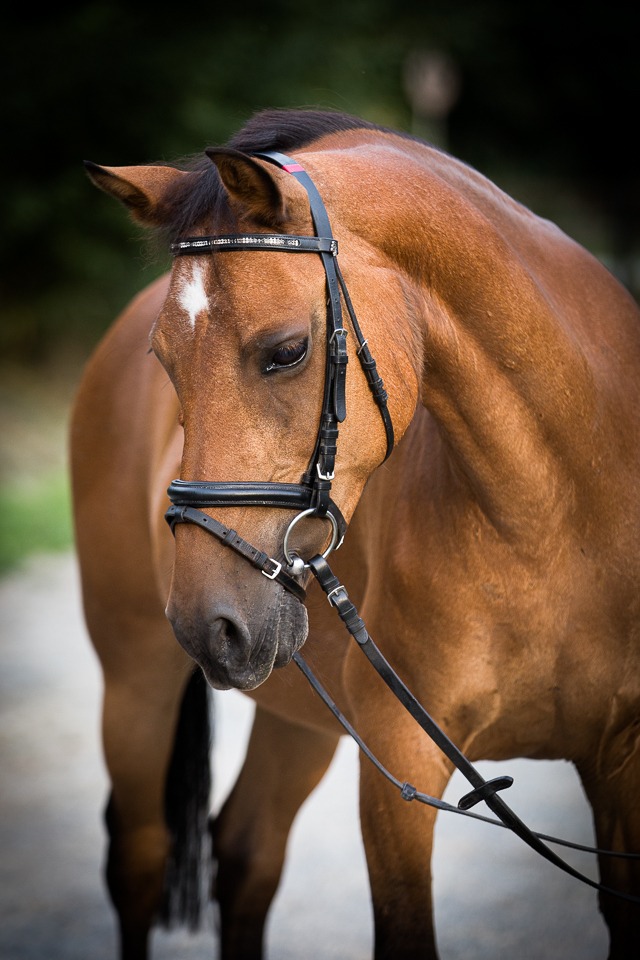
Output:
top-left (168, 589), bottom-right (309, 691)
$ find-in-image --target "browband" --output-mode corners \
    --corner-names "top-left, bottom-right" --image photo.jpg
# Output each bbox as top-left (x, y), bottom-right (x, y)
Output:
top-left (171, 234), bottom-right (337, 256)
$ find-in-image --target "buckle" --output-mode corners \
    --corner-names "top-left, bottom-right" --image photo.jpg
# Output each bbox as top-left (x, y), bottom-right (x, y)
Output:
top-left (326, 584), bottom-right (347, 607)
top-left (262, 559), bottom-right (282, 580)
top-left (316, 463), bottom-right (335, 481)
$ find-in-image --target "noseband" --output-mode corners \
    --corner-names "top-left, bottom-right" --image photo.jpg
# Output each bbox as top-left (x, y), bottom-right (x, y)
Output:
top-left (165, 151), bottom-right (394, 597)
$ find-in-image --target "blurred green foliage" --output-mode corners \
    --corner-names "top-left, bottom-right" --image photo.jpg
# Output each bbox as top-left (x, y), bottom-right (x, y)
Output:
top-left (2, 0), bottom-right (639, 363)
top-left (0, 472), bottom-right (72, 573)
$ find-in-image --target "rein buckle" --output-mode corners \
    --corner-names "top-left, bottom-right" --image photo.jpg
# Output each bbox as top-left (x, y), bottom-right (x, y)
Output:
top-left (326, 583), bottom-right (348, 607)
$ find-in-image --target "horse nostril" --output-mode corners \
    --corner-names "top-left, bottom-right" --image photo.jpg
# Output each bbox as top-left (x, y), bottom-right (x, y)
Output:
top-left (211, 615), bottom-right (251, 652)
top-left (166, 604), bottom-right (252, 663)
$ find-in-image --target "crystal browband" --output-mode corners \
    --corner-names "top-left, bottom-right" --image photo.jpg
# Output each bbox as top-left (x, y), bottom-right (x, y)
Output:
top-left (171, 234), bottom-right (338, 256)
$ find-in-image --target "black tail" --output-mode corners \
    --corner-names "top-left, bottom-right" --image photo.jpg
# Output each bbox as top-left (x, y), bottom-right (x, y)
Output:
top-left (160, 667), bottom-right (213, 930)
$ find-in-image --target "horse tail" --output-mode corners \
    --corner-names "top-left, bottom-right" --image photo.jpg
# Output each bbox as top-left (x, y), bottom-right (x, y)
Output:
top-left (160, 667), bottom-right (213, 930)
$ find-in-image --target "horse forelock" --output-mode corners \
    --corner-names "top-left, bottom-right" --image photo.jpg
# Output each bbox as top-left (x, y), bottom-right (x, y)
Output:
top-left (158, 109), bottom-right (400, 243)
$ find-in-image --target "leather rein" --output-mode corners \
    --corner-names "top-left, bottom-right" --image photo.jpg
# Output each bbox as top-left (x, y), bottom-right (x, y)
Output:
top-left (164, 151), bottom-right (639, 904)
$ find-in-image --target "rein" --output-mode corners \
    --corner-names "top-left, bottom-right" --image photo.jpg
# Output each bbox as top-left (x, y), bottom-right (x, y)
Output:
top-left (164, 151), bottom-right (640, 905)
top-left (299, 555), bottom-right (640, 905)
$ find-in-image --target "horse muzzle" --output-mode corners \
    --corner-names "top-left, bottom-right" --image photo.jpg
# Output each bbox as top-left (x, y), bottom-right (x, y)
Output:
top-left (163, 497), bottom-right (334, 690)
top-left (166, 585), bottom-right (309, 690)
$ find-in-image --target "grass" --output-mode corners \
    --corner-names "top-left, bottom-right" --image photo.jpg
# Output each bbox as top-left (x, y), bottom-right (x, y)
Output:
top-left (0, 353), bottom-right (83, 576)
top-left (0, 470), bottom-right (73, 574)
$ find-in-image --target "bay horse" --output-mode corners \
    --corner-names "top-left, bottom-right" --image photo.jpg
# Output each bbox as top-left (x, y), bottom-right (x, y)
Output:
top-left (71, 108), bottom-right (640, 960)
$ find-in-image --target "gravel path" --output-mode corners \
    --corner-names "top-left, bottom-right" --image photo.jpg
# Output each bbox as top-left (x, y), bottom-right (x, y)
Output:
top-left (0, 552), bottom-right (609, 959)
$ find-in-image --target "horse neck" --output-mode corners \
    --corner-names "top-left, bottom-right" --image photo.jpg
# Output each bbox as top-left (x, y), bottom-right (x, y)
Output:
top-left (338, 135), bottom-right (640, 548)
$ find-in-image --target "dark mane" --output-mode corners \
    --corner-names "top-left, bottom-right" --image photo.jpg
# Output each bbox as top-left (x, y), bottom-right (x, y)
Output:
top-left (226, 108), bottom-right (383, 155)
top-left (162, 109), bottom-right (391, 242)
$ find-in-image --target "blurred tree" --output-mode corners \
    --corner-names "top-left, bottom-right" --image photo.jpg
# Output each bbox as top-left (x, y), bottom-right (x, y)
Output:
top-left (437, 1), bottom-right (640, 293)
top-left (1, 0), bottom-right (638, 362)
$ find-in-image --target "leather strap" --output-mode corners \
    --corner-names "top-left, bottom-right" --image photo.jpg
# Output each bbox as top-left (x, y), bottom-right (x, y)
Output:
top-left (171, 234), bottom-right (337, 256)
top-left (335, 260), bottom-right (394, 461)
top-left (165, 504), bottom-right (306, 602)
top-left (168, 479), bottom-right (311, 511)
top-left (167, 480), bottom-right (348, 542)
top-left (254, 152), bottom-right (393, 464)
top-left (304, 553), bottom-right (640, 904)
top-left (256, 150), bottom-right (349, 510)
top-left (292, 651), bottom-right (640, 862)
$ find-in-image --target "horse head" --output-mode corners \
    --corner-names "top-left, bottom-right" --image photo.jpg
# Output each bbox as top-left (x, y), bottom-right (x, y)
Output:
top-left (85, 143), bottom-right (420, 689)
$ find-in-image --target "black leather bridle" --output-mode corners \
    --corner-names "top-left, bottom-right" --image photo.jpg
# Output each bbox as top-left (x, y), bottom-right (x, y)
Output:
top-left (165, 150), bottom-right (394, 598)
top-left (163, 151), bottom-right (640, 905)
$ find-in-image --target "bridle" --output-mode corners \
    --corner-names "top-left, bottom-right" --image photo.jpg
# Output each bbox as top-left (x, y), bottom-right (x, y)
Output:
top-left (164, 151), bottom-right (640, 904)
top-left (165, 150), bottom-right (394, 598)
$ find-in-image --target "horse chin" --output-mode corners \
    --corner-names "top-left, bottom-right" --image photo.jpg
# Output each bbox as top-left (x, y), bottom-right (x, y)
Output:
top-left (171, 589), bottom-right (309, 692)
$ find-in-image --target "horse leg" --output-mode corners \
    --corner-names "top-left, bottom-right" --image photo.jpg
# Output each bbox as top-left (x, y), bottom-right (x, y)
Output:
top-left (577, 744), bottom-right (640, 959)
top-left (351, 705), bottom-right (449, 960)
top-left (359, 749), bottom-right (449, 960)
top-left (212, 704), bottom-right (341, 959)
top-left (346, 644), bottom-right (452, 960)
top-left (98, 624), bottom-right (197, 960)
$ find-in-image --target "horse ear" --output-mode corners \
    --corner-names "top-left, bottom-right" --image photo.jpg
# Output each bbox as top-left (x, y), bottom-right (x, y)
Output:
top-left (206, 147), bottom-right (286, 227)
top-left (83, 160), bottom-right (188, 225)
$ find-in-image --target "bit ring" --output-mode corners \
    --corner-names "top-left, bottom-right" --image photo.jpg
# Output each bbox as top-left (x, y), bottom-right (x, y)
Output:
top-left (283, 508), bottom-right (340, 567)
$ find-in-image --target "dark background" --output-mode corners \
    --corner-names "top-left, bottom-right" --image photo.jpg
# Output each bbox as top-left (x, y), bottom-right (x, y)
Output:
top-left (3, 0), bottom-right (639, 365)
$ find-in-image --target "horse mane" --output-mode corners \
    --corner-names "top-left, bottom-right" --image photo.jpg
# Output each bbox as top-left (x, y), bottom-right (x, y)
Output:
top-left (226, 107), bottom-right (383, 154)
top-left (160, 109), bottom-right (395, 242)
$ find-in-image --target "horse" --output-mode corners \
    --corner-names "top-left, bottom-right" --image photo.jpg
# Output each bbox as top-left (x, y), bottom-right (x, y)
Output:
top-left (70, 108), bottom-right (640, 960)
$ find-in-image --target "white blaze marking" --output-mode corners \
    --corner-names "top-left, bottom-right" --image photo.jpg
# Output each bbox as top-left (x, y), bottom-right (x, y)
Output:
top-left (179, 263), bottom-right (209, 328)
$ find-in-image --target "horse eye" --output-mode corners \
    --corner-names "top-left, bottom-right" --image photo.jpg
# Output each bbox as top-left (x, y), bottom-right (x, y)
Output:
top-left (265, 338), bottom-right (308, 373)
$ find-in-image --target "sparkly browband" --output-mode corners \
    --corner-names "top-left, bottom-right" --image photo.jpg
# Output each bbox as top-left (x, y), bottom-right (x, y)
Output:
top-left (170, 234), bottom-right (338, 256)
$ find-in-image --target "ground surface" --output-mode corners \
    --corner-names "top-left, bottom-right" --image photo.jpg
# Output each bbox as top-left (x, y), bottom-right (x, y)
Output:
top-left (0, 549), bottom-right (611, 960)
